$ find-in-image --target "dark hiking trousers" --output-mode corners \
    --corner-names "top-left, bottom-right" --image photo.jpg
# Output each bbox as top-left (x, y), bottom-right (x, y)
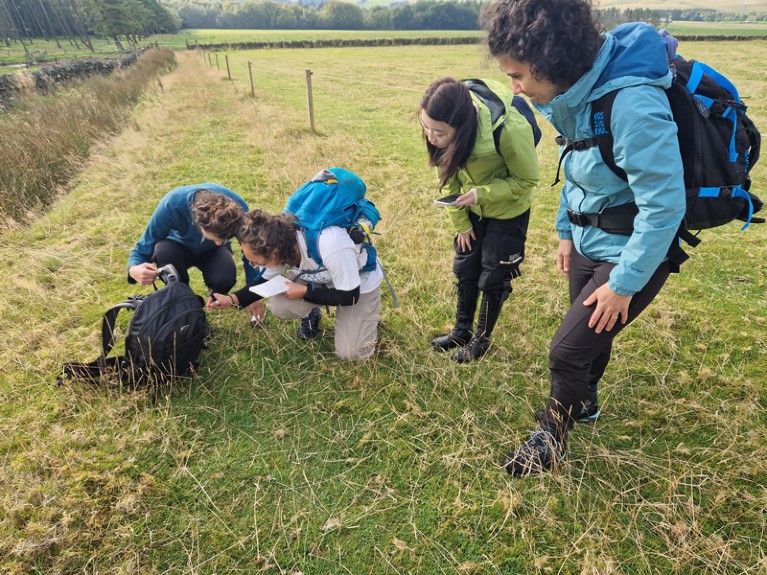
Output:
top-left (540, 249), bottom-right (671, 433)
top-left (153, 239), bottom-right (237, 294)
top-left (453, 210), bottom-right (530, 295)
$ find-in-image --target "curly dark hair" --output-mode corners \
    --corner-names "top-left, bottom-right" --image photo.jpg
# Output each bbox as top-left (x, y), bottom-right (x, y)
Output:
top-left (238, 209), bottom-right (299, 267)
top-left (419, 78), bottom-right (478, 190)
top-left (191, 190), bottom-right (244, 240)
top-left (481, 0), bottom-right (604, 88)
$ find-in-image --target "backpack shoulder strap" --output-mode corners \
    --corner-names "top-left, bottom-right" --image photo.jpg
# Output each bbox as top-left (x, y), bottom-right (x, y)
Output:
top-left (509, 96), bottom-right (542, 147)
top-left (590, 90), bottom-right (627, 182)
top-left (101, 297), bottom-right (142, 359)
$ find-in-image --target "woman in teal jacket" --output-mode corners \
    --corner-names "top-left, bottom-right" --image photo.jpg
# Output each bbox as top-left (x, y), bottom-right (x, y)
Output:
top-left (128, 183), bottom-right (261, 312)
top-left (419, 77), bottom-right (540, 363)
top-left (482, 0), bottom-right (686, 476)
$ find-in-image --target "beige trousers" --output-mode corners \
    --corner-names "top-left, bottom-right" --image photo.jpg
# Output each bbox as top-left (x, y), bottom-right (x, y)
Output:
top-left (267, 287), bottom-right (381, 360)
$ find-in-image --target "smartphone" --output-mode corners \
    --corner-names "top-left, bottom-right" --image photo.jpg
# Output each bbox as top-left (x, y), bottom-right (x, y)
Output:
top-left (434, 193), bottom-right (461, 206)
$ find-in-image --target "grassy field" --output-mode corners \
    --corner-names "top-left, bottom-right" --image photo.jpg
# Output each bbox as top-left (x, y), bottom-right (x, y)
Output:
top-left (0, 40), bottom-right (766, 574)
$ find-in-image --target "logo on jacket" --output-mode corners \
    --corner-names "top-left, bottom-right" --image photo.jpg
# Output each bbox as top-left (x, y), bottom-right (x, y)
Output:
top-left (593, 111), bottom-right (608, 136)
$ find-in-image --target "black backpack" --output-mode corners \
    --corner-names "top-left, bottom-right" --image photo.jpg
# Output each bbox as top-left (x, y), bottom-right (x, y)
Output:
top-left (60, 265), bottom-right (210, 388)
top-left (463, 79), bottom-right (542, 151)
top-left (555, 32), bottom-right (762, 270)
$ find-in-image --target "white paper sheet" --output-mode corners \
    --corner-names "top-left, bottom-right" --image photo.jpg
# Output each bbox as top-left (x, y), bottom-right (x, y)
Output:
top-left (249, 275), bottom-right (291, 298)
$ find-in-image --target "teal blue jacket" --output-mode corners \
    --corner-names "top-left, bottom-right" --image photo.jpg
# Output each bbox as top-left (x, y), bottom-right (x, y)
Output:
top-left (534, 23), bottom-right (686, 295)
top-left (127, 183), bottom-right (259, 284)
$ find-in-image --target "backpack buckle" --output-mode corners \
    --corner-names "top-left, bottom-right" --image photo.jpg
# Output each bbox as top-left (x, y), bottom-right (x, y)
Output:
top-left (566, 209), bottom-right (590, 227)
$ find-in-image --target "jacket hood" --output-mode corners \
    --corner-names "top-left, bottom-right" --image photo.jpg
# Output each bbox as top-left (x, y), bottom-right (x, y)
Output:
top-left (590, 22), bottom-right (673, 100)
top-left (539, 22), bottom-right (672, 114)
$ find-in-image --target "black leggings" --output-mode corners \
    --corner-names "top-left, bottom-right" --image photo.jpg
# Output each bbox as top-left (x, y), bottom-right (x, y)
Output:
top-left (153, 239), bottom-right (237, 294)
top-left (541, 249), bottom-right (671, 431)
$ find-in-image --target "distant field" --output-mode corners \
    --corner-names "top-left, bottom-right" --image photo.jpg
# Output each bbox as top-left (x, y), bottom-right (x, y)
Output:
top-left (598, 0), bottom-right (767, 13)
top-left (664, 20), bottom-right (767, 36)
top-left (157, 28), bottom-right (483, 49)
top-left (2, 23), bottom-right (767, 73)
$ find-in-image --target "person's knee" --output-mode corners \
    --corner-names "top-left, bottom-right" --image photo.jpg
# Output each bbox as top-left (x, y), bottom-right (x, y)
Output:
top-left (335, 342), bottom-right (375, 361)
top-left (207, 277), bottom-right (236, 294)
top-left (266, 297), bottom-right (294, 320)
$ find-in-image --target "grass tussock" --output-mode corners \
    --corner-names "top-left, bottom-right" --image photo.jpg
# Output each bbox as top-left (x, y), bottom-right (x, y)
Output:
top-left (0, 48), bottom-right (176, 227)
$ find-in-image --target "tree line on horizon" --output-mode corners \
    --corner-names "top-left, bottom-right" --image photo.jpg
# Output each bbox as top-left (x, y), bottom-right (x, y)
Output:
top-left (0, 0), bottom-right (178, 52)
top-left (1, 0), bottom-right (765, 53)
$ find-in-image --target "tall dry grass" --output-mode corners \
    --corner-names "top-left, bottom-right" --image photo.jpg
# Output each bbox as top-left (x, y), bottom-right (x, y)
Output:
top-left (0, 48), bottom-right (176, 227)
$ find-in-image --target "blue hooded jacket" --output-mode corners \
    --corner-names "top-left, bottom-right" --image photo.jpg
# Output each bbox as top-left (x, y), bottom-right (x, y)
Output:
top-left (534, 23), bottom-right (686, 295)
top-left (127, 183), bottom-right (259, 284)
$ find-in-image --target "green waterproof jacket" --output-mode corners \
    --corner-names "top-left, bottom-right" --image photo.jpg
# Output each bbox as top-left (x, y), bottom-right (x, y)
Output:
top-left (443, 79), bottom-right (540, 233)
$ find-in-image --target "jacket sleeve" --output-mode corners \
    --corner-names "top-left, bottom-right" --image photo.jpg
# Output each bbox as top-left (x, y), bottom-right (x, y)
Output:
top-left (556, 183), bottom-right (574, 240)
top-left (126, 203), bottom-right (177, 283)
top-left (472, 111), bottom-right (541, 207)
top-left (607, 87), bottom-right (686, 295)
top-left (444, 173), bottom-right (472, 234)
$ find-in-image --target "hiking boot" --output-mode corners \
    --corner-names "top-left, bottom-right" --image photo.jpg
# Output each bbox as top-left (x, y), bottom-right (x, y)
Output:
top-left (535, 400), bottom-right (600, 425)
top-left (451, 334), bottom-right (491, 363)
top-left (431, 329), bottom-right (473, 351)
top-left (503, 426), bottom-right (566, 477)
top-left (297, 307), bottom-right (321, 340)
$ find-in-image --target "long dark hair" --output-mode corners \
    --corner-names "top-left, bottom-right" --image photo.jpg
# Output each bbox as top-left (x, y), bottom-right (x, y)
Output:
top-left (419, 78), bottom-right (478, 190)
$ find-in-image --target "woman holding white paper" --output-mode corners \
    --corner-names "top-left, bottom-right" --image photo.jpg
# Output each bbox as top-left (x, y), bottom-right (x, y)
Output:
top-left (210, 209), bottom-right (382, 361)
top-left (419, 78), bottom-right (540, 362)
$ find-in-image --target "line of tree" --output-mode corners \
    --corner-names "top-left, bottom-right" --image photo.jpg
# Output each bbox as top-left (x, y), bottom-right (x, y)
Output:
top-left (0, 0), bottom-right (180, 53)
top-left (163, 0), bottom-right (767, 32)
top-left (164, 0), bottom-right (482, 31)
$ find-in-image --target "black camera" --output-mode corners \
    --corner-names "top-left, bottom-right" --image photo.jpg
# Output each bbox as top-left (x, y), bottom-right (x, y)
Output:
top-left (155, 264), bottom-right (180, 285)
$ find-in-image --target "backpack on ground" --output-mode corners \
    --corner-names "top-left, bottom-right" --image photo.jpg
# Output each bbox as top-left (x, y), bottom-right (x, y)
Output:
top-left (285, 167), bottom-right (381, 273)
top-left (463, 79), bottom-right (542, 151)
top-left (557, 28), bottom-right (762, 270)
top-left (59, 264), bottom-right (210, 388)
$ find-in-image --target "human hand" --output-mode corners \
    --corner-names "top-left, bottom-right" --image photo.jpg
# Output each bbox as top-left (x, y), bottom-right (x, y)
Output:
top-left (583, 283), bottom-right (632, 334)
top-left (453, 189), bottom-right (477, 207)
top-left (129, 263), bottom-right (158, 285)
top-left (208, 292), bottom-right (238, 310)
top-left (556, 239), bottom-right (573, 276)
top-left (247, 300), bottom-right (266, 325)
top-left (284, 281), bottom-right (308, 300)
top-left (456, 228), bottom-right (476, 252)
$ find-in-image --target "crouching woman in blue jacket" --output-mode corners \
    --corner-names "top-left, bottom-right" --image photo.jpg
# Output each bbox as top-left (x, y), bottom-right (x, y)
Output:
top-left (482, 0), bottom-right (686, 476)
top-left (127, 183), bottom-right (261, 315)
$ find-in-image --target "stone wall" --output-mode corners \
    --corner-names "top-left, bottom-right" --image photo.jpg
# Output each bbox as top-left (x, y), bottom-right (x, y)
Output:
top-left (0, 50), bottom-right (143, 110)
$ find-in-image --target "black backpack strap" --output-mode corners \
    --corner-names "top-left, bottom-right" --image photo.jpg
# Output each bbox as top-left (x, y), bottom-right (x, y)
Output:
top-left (591, 90), bottom-right (628, 182)
top-left (510, 95), bottom-right (542, 146)
top-left (100, 298), bottom-right (142, 365)
top-left (463, 79), bottom-right (506, 125)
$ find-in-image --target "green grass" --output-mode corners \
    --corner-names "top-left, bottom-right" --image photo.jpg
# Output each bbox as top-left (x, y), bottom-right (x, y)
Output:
top-left (665, 21), bottom-right (767, 36)
top-left (0, 41), bottom-right (766, 574)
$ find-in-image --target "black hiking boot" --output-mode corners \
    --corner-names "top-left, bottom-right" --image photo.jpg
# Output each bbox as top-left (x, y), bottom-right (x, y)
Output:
top-left (535, 393), bottom-right (600, 425)
top-left (503, 425), bottom-right (566, 477)
top-left (297, 307), bottom-right (321, 340)
top-left (431, 329), bottom-right (473, 351)
top-left (451, 334), bottom-right (491, 363)
top-left (450, 291), bottom-right (504, 364)
top-left (432, 281), bottom-right (478, 351)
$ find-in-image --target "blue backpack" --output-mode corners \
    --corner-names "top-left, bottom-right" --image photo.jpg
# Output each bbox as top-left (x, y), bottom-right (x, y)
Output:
top-left (555, 28), bottom-right (762, 271)
top-left (285, 168), bottom-right (381, 272)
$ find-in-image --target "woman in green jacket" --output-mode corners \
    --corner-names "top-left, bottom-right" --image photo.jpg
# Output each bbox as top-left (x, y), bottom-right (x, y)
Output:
top-left (420, 77), bottom-right (540, 362)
